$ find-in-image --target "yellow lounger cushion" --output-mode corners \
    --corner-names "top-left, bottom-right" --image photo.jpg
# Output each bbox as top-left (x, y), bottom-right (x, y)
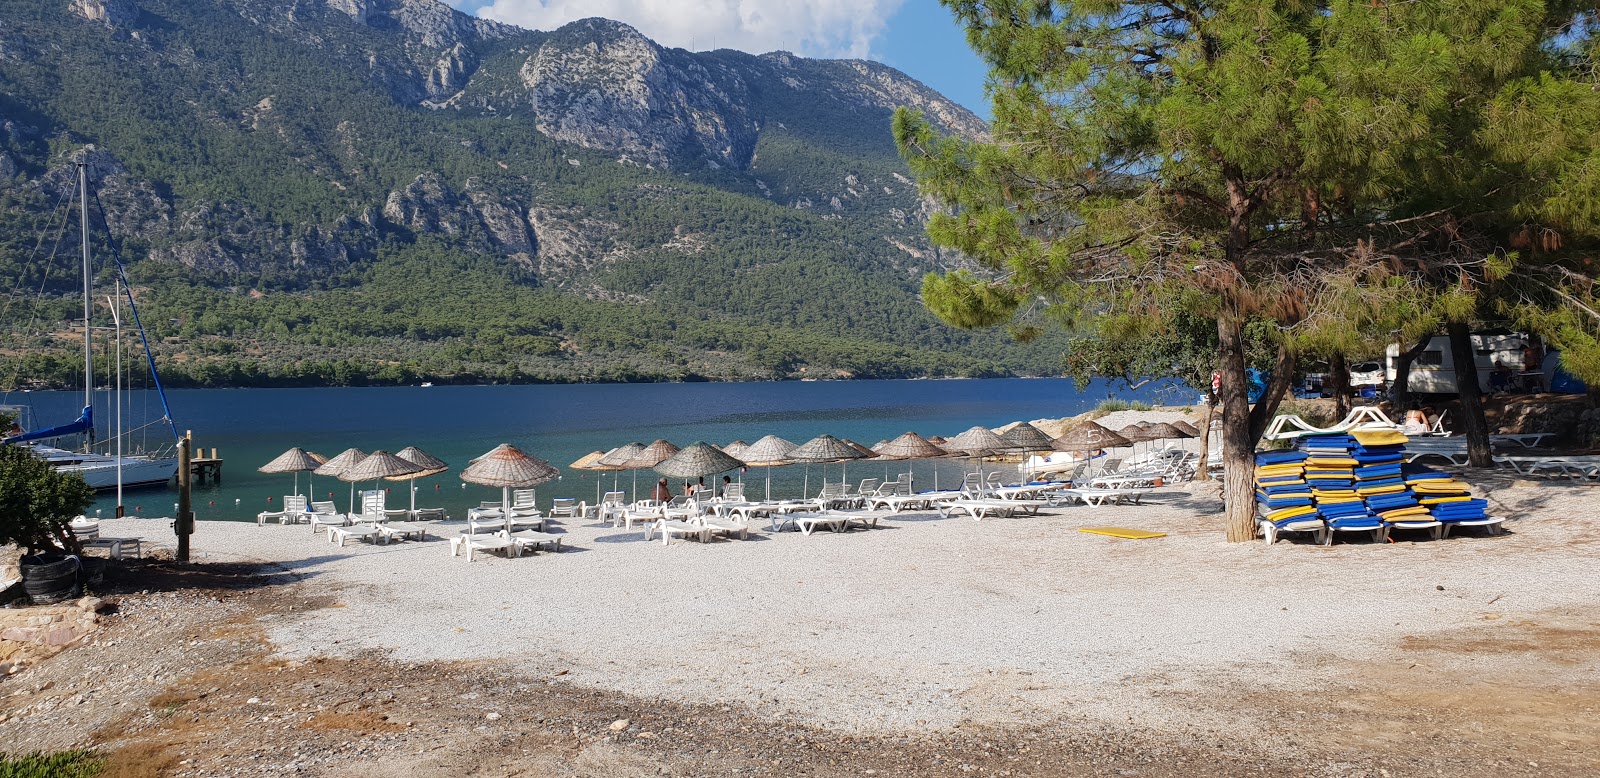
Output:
top-left (1078, 527), bottom-right (1167, 540)
top-left (1419, 495), bottom-right (1472, 505)
top-left (1266, 505), bottom-right (1317, 521)
top-left (1356, 484), bottom-right (1406, 496)
top-left (1351, 429), bottom-right (1410, 447)
top-left (1305, 458), bottom-right (1360, 467)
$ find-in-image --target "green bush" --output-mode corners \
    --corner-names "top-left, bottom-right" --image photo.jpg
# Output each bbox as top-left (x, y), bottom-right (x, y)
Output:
top-left (1093, 399), bottom-right (1153, 414)
top-left (0, 750), bottom-right (104, 778)
top-left (0, 414), bottom-right (95, 554)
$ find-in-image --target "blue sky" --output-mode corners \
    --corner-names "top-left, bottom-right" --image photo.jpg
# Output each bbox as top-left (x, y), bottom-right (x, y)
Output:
top-left (445, 0), bottom-right (991, 118)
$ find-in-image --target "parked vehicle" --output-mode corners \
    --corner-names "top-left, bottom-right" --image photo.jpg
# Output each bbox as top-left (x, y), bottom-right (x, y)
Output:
top-left (1385, 330), bottom-right (1533, 394)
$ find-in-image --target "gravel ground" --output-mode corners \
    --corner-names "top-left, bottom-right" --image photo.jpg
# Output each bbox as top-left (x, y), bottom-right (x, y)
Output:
top-left (2, 470), bottom-right (1594, 776)
top-left (95, 473), bottom-right (1599, 740)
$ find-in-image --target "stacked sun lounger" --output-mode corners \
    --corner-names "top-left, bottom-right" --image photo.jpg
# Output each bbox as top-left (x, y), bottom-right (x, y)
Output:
top-left (1300, 433), bottom-right (1385, 534)
top-left (1254, 451), bottom-right (1323, 540)
top-left (1349, 429), bottom-right (1429, 525)
top-left (1405, 464), bottom-right (1490, 525)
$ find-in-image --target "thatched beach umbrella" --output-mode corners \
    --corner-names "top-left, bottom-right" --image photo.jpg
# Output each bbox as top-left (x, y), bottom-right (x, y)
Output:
top-left (1142, 421), bottom-right (1194, 458)
top-left (460, 444), bottom-right (559, 533)
top-left (1056, 422), bottom-right (1131, 477)
top-left (788, 434), bottom-right (868, 498)
top-left (340, 450), bottom-right (423, 517)
top-left (656, 442), bottom-right (746, 502)
top-left (598, 441), bottom-right (647, 501)
top-left (1117, 424), bottom-right (1158, 456)
top-left (741, 435), bottom-right (797, 501)
top-left (391, 446), bottom-right (450, 513)
top-left (314, 448), bottom-right (368, 513)
top-left (1171, 420), bottom-right (1202, 437)
top-left (623, 439), bottom-right (680, 498)
top-left (258, 447), bottom-right (326, 498)
top-left (569, 450), bottom-right (610, 505)
top-left (1002, 422), bottom-right (1058, 481)
top-left (942, 425), bottom-right (1017, 486)
top-left (875, 432), bottom-right (949, 490)
top-left (722, 441), bottom-right (751, 460)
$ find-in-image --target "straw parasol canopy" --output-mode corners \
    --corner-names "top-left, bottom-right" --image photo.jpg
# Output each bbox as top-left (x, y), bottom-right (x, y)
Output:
top-left (1172, 420), bottom-right (1202, 437)
top-left (569, 450), bottom-right (608, 470)
top-left (314, 448), bottom-right (367, 477)
top-left (568, 450), bottom-right (611, 505)
top-left (722, 441), bottom-right (751, 460)
top-left (941, 426), bottom-right (1018, 484)
top-left (623, 439), bottom-right (680, 469)
top-left (843, 439), bottom-right (879, 458)
top-left (874, 431), bottom-right (950, 490)
top-left (1144, 421), bottom-right (1194, 441)
top-left (789, 434), bottom-right (868, 498)
top-left (741, 435), bottom-right (797, 465)
top-left (460, 444), bottom-right (560, 488)
top-left (1057, 421), bottom-right (1131, 451)
top-left (460, 444), bottom-right (560, 532)
top-left (876, 432), bottom-right (949, 460)
top-left (789, 434), bottom-right (868, 463)
top-left (337, 450), bottom-right (422, 518)
top-left (258, 447), bottom-right (327, 497)
top-left (1001, 422), bottom-right (1057, 453)
top-left (597, 441), bottom-right (648, 501)
top-left (313, 447), bottom-right (368, 512)
top-left (1117, 424), bottom-right (1158, 444)
top-left (341, 449), bottom-right (423, 482)
top-left (740, 435), bottom-right (797, 500)
top-left (259, 447), bottom-right (325, 474)
top-left (927, 435), bottom-right (948, 445)
top-left (388, 446), bottom-right (451, 513)
top-left (655, 442), bottom-right (746, 487)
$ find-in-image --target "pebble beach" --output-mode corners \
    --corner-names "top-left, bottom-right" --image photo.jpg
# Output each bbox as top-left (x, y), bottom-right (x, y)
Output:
top-left (93, 466), bottom-right (1600, 748)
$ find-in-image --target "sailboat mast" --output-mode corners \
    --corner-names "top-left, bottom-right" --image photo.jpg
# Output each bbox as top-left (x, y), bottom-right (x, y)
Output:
top-left (79, 162), bottom-right (94, 450)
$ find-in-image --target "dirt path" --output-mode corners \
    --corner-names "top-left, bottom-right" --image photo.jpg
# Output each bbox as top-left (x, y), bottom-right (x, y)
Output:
top-left (1, 556), bottom-right (1596, 777)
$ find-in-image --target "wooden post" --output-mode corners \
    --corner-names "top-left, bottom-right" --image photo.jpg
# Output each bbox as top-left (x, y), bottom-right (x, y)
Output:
top-left (177, 430), bottom-right (193, 562)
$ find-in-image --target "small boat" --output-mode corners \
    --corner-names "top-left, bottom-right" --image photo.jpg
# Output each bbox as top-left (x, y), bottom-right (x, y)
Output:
top-left (3, 160), bottom-right (179, 493)
top-left (420, 382), bottom-right (433, 388)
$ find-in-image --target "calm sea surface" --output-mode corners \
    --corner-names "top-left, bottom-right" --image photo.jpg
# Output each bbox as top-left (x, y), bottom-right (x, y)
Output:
top-left (9, 378), bottom-right (1191, 523)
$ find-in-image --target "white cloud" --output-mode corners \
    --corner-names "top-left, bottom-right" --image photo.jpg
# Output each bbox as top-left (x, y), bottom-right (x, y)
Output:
top-left (472, 0), bottom-right (904, 59)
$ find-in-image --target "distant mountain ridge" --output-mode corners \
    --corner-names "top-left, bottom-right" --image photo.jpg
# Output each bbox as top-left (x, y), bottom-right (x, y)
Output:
top-left (0, 0), bottom-right (1062, 388)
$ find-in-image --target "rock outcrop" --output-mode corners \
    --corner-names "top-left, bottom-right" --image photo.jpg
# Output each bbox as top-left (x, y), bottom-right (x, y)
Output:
top-left (69, 0), bottom-right (140, 27)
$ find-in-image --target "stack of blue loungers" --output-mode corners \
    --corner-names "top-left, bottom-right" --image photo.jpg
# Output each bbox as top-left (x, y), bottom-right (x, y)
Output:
top-left (1349, 429), bottom-right (1430, 525)
top-left (1300, 433), bottom-right (1384, 534)
top-left (1405, 464), bottom-right (1489, 525)
top-left (1254, 450), bottom-right (1314, 530)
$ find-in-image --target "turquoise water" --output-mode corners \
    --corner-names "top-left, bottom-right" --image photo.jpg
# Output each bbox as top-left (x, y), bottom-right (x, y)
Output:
top-left (9, 378), bottom-right (1191, 522)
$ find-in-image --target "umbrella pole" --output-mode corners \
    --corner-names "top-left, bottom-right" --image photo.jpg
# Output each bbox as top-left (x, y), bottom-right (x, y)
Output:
top-left (765, 464), bottom-right (772, 502)
top-left (503, 485), bottom-right (512, 534)
top-left (410, 477), bottom-right (417, 512)
top-left (293, 472), bottom-right (300, 496)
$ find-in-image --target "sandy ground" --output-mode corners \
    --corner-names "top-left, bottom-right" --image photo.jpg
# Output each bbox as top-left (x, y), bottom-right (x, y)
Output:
top-left (1, 468), bottom-right (1597, 776)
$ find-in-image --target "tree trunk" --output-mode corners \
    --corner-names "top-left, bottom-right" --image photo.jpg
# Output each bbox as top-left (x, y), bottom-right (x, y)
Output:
top-left (1195, 394), bottom-right (1216, 482)
top-left (1329, 352), bottom-right (1351, 419)
top-left (1216, 316), bottom-right (1258, 542)
top-left (1446, 321), bottom-right (1493, 467)
top-left (1389, 334), bottom-right (1433, 416)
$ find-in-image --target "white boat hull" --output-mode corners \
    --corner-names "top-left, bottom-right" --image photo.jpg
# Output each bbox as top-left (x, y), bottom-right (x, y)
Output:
top-left (61, 456), bottom-right (178, 490)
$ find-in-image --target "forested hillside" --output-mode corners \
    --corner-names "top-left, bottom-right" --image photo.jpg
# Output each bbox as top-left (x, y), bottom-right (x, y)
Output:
top-left (0, 0), bottom-right (1066, 387)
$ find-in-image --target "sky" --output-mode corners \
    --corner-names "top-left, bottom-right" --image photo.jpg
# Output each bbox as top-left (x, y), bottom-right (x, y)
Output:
top-left (445, 0), bottom-right (991, 118)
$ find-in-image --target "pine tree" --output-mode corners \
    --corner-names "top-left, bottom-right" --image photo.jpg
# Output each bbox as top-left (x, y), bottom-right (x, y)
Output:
top-left (896, 1), bottom-right (1599, 539)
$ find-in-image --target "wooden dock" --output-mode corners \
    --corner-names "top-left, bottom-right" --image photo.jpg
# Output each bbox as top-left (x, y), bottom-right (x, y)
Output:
top-left (190, 447), bottom-right (223, 484)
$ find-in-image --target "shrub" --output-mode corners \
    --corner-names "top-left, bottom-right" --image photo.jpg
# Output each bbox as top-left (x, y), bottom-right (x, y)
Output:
top-left (0, 750), bottom-right (105, 778)
top-left (1093, 398), bottom-right (1153, 415)
top-left (0, 416), bottom-right (95, 554)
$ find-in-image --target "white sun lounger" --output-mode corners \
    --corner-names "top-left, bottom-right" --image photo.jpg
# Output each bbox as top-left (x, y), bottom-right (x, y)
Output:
top-left (329, 522), bottom-right (383, 547)
top-left (451, 533), bottom-right (520, 561)
top-left (1257, 517), bottom-right (1327, 545)
top-left (258, 495), bottom-right (309, 526)
top-left (1261, 406), bottom-right (1398, 441)
top-left (939, 499), bottom-right (1032, 520)
top-left (504, 529), bottom-right (565, 553)
top-left (376, 521), bottom-right (427, 543)
top-left (1440, 516), bottom-right (1506, 538)
top-left (309, 508), bottom-right (350, 534)
top-left (1048, 488), bottom-right (1148, 506)
top-left (645, 518), bottom-right (712, 545)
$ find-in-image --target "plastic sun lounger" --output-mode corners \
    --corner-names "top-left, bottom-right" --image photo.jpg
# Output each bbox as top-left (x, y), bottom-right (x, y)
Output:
top-left (450, 532), bottom-right (520, 561)
top-left (828, 511), bottom-right (887, 530)
top-left (645, 518), bottom-right (713, 545)
top-left (309, 511), bottom-right (350, 534)
top-left (772, 511), bottom-right (850, 535)
top-left (329, 523), bottom-right (384, 547)
top-left (376, 522), bottom-right (427, 543)
top-left (504, 529), bottom-right (565, 553)
top-left (1262, 406), bottom-right (1398, 441)
top-left (258, 495), bottom-right (309, 526)
top-left (695, 515), bottom-right (752, 540)
top-left (939, 500), bottom-right (1023, 520)
top-left (1385, 519), bottom-right (1443, 540)
top-left (1050, 488), bottom-right (1148, 506)
top-left (1489, 433), bottom-right (1553, 449)
top-left (1257, 517), bottom-right (1327, 545)
top-left (1441, 516), bottom-right (1507, 538)
top-left (866, 494), bottom-right (933, 512)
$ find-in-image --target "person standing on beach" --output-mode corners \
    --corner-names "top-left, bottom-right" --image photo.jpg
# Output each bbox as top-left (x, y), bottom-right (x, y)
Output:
top-left (651, 478), bottom-right (672, 502)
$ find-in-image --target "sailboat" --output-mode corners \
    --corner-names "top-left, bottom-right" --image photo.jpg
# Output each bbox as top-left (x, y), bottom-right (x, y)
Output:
top-left (2, 161), bottom-right (179, 495)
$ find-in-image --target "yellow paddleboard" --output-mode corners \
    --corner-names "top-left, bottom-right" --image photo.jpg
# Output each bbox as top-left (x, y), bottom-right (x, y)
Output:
top-left (1079, 527), bottom-right (1167, 540)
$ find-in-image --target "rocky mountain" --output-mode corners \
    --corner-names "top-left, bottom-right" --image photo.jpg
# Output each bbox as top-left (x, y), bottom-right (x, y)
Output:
top-left (0, 0), bottom-right (1059, 387)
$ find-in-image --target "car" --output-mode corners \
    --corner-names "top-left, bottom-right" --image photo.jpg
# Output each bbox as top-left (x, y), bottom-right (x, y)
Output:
top-left (1349, 361), bottom-right (1384, 387)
